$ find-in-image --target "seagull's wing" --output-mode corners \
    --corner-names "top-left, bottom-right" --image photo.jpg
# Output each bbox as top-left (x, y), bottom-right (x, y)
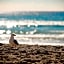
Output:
top-left (13, 39), bottom-right (19, 45)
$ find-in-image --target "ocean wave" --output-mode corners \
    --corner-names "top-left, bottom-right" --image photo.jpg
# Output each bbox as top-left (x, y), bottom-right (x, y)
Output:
top-left (0, 34), bottom-right (64, 39)
top-left (0, 34), bottom-right (64, 45)
top-left (0, 12), bottom-right (64, 21)
top-left (0, 20), bottom-right (64, 26)
top-left (0, 20), bottom-right (64, 35)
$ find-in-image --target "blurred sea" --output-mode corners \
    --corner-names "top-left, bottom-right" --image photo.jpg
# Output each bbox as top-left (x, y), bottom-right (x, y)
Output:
top-left (0, 11), bottom-right (64, 45)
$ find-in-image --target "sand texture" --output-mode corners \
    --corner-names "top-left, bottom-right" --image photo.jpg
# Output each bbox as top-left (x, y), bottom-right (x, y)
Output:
top-left (0, 44), bottom-right (64, 64)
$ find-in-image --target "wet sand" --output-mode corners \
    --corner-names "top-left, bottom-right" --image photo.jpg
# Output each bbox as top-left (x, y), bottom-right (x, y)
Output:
top-left (0, 44), bottom-right (64, 64)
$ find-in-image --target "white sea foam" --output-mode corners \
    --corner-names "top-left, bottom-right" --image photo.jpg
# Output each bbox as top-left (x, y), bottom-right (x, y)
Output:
top-left (0, 20), bottom-right (64, 27)
top-left (0, 34), bottom-right (64, 45)
top-left (0, 34), bottom-right (64, 39)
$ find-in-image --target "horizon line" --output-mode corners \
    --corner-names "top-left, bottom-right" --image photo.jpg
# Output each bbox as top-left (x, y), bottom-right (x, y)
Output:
top-left (0, 10), bottom-right (64, 14)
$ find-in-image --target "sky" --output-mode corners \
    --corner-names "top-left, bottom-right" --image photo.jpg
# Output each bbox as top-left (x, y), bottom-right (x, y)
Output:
top-left (0, 0), bottom-right (64, 13)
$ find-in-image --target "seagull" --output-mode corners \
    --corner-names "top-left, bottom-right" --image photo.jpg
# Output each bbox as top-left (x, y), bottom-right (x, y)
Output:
top-left (9, 33), bottom-right (19, 47)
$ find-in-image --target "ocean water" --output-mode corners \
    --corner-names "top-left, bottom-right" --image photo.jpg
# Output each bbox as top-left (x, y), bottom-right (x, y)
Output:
top-left (0, 11), bottom-right (64, 45)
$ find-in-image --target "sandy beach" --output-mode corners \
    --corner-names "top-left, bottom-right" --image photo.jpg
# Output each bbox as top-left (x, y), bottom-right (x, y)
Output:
top-left (0, 44), bottom-right (64, 64)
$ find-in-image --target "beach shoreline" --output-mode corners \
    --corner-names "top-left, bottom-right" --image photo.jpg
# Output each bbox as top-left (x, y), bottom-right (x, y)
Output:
top-left (0, 44), bottom-right (64, 64)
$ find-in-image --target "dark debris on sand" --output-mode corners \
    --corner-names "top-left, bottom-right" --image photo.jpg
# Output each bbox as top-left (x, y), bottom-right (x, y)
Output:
top-left (0, 44), bottom-right (64, 64)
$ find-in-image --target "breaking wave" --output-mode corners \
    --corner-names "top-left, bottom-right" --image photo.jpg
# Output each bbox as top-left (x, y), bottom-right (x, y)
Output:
top-left (0, 34), bottom-right (64, 45)
top-left (0, 20), bottom-right (64, 26)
